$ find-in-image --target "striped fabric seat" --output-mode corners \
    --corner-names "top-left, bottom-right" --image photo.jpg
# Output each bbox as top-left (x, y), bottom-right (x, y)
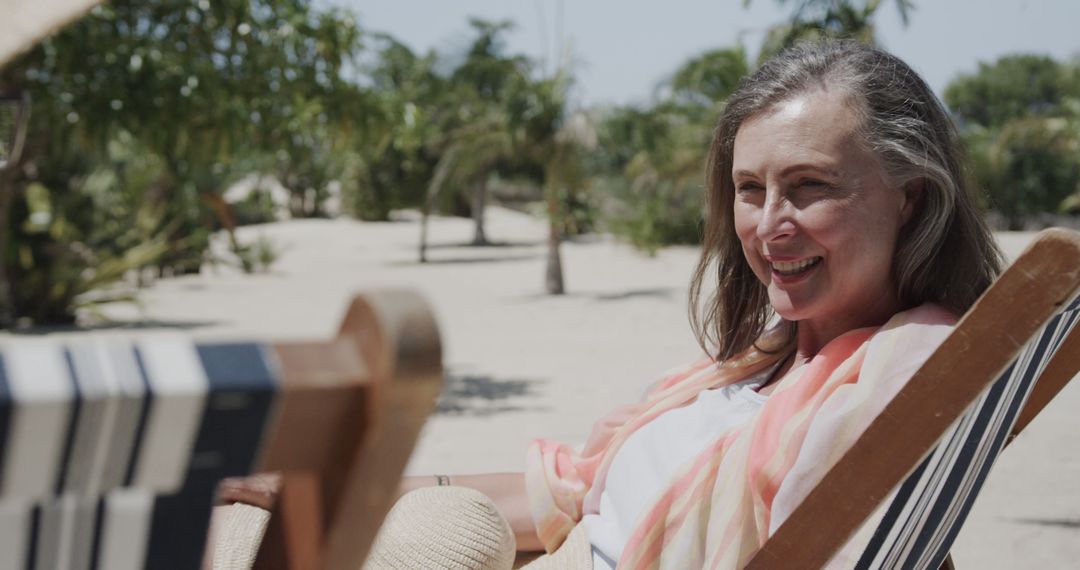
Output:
top-left (0, 290), bottom-right (443, 570)
top-left (0, 339), bottom-right (279, 570)
top-left (857, 291), bottom-right (1080, 569)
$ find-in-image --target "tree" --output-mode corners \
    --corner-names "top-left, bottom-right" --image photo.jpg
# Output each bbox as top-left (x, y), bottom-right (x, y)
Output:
top-left (448, 19), bottom-right (528, 245)
top-left (503, 68), bottom-right (595, 294)
top-left (0, 0), bottom-right (365, 325)
top-left (750, 0), bottom-right (913, 61)
top-left (945, 54), bottom-right (1080, 228)
top-left (349, 34), bottom-right (443, 222)
top-left (668, 47), bottom-right (750, 109)
top-left (944, 55), bottom-right (1080, 129)
top-left (591, 47), bottom-right (749, 253)
top-left (967, 117), bottom-right (1080, 229)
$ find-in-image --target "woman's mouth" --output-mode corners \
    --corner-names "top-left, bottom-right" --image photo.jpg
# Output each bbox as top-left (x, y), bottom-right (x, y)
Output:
top-left (770, 256), bottom-right (823, 277)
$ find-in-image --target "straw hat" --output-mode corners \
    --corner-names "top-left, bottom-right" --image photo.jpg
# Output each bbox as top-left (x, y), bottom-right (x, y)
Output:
top-left (364, 486), bottom-right (517, 570)
top-left (0, 0), bottom-right (103, 68)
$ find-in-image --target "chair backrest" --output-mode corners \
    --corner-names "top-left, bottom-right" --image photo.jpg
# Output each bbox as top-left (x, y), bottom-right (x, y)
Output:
top-left (0, 290), bottom-right (442, 570)
top-left (747, 228), bottom-right (1080, 569)
top-left (853, 288), bottom-right (1080, 569)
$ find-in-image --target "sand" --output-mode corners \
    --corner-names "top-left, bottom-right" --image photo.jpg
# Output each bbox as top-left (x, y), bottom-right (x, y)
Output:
top-left (15, 206), bottom-right (1076, 567)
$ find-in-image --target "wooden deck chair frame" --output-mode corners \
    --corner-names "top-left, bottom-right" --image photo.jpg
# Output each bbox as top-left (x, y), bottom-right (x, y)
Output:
top-left (246, 290), bottom-right (443, 570)
top-left (0, 290), bottom-right (441, 570)
top-left (747, 228), bottom-right (1080, 569)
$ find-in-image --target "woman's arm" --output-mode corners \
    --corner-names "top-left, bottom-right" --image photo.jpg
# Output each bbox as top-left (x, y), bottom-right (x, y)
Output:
top-left (217, 471), bottom-right (544, 553)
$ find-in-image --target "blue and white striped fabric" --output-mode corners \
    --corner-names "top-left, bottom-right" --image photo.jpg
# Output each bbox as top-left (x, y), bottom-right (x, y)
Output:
top-left (0, 337), bottom-right (281, 570)
top-left (855, 291), bottom-right (1080, 570)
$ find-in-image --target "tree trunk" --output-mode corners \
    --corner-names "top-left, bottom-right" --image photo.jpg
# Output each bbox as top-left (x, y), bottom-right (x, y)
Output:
top-left (544, 164), bottom-right (564, 295)
top-left (419, 199), bottom-right (431, 264)
top-left (545, 221), bottom-right (564, 295)
top-left (201, 191), bottom-right (251, 273)
top-left (471, 177), bottom-right (489, 245)
top-left (419, 148), bottom-right (459, 263)
top-left (0, 168), bottom-right (15, 328)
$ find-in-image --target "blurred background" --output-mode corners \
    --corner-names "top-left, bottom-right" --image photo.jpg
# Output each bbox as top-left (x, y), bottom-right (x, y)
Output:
top-left (1, 0), bottom-right (1078, 328)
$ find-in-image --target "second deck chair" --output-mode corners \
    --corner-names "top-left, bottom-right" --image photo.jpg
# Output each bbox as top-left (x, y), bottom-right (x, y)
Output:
top-left (0, 289), bottom-right (442, 570)
top-left (747, 227), bottom-right (1080, 569)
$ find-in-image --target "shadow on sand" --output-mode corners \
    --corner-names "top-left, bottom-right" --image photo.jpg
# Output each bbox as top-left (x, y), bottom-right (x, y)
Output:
top-left (11, 319), bottom-right (222, 335)
top-left (1013, 517), bottom-right (1080, 529)
top-left (386, 253), bottom-right (541, 267)
top-left (419, 240), bottom-right (543, 250)
top-left (589, 287), bottom-right (674, 302)
top-left (436, 371), bottom-right (547, 417)
top-left (517, 287), bottom-right (675, 303)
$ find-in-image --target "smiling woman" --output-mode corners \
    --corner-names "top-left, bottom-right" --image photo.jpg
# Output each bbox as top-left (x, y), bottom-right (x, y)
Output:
top-left (691, 41), bottom-right (1003, 365)
top-left (214, 41), bottom-right (1005, 570)
top-left (518, 43), bottom-right (1005, 569)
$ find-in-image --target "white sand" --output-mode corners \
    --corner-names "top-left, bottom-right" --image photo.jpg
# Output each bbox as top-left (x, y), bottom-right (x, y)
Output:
top-left (15, 207), bottom-right (1077, 567)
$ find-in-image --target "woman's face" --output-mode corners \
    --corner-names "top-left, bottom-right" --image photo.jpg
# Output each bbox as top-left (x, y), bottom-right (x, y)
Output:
top-left (731, 88), bottom-right (916, 340)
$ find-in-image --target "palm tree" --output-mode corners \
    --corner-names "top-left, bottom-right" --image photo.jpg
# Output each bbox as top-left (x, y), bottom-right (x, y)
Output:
top-left (418, 108), bottom-right (513, 262)
top-left (749, 0), bottom-right (914, 61)
top-left (505, 69), bottom-right (595, 294)
top-left (448, 19), bottom-right (527, 245)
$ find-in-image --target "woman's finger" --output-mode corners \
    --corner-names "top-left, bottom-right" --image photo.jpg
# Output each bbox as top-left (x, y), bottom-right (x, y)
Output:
top-left (216, 473), bottom-right (282, 509)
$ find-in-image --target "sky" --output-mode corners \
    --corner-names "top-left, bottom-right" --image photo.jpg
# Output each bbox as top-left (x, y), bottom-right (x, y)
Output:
top-left (330, 1), bottom-right (1080, 108)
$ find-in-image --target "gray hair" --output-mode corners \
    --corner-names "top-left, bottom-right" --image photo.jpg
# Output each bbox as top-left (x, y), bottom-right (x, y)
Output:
top-left (690, 41), bottom-right (1003, 360)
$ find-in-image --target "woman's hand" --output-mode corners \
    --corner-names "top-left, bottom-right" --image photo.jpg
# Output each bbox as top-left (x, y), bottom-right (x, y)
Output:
top-left (216, 473), bottom-right (282, 510)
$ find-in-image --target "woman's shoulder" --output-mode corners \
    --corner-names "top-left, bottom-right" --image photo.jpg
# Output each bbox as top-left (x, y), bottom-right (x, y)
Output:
top-left (881, 303), bottom-right (959, 338)
top-left (862, 303), bottom-right (959, 376)
top-left (895, 303), bottom-right (959, 326)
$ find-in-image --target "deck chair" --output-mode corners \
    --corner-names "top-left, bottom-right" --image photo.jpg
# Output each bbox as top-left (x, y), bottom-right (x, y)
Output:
top-left (0, 289), bottom-right (442, 570)
top-left (748, 228), bottom-right (1080, 569)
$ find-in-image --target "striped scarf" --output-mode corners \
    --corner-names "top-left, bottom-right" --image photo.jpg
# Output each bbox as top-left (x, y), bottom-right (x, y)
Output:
top-left (525, 303), bottom-right (956, 569)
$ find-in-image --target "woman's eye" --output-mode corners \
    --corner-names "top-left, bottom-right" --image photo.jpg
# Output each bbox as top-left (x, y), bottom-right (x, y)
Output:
top-left (736, 183), bottom-right (763, 193)
top-left (797, 179), bottom-right (831, 190)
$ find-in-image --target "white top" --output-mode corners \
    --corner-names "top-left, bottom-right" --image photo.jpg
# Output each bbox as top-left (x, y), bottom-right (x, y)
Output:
top-left (583, 367), bottom-right (773, 569)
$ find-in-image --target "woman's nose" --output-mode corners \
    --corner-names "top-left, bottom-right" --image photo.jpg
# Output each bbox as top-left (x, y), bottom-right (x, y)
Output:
top-left (756, 192), bottom-right (796, 242)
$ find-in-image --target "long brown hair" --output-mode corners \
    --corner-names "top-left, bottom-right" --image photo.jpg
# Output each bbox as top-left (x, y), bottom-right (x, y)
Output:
top-left (689, 41), bottom-right (1004, 361)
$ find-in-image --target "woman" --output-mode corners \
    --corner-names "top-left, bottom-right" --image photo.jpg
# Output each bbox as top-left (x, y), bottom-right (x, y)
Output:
top-left (215, 41), bottom-right (1002, 569)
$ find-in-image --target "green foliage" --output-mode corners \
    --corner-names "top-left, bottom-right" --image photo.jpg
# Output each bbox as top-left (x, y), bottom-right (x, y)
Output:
top-left (945, 55), bottom-right (1080, 129)
top-left (751, 0), bottom-right (910, 61)
top-left (965, 118), bottom-right (1080, 229)
top-left (601, 176), bottom-right (703, 254)
top-left (19, 0), bottom-right (1043, 312)
top-left (946, 54), bottom-right (1080, 228)
top-left (590, 48), bottom-right (747, 252)
top-left (231, 234), bottom-right (281, 274)
top-left (0, 0), bottom-right (362, 325)
top-left (669, 47), bottom-right (750, 108)
top-left (346, 35), bottom-right (442, 221)
top-left (10, 162), bottom-right (166, 325)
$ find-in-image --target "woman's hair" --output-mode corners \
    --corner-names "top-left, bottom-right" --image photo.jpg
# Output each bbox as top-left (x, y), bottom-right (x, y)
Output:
top-left (689, 40), bottom-right (1004, 361)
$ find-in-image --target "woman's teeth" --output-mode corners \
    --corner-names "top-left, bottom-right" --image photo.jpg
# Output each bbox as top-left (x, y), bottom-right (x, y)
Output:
top-left (771, 257), bottom-right (822, 276)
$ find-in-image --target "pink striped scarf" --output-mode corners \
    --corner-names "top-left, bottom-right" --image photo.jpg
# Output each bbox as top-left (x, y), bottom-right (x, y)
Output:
top-left (525, 303), bottom-right (956, 568)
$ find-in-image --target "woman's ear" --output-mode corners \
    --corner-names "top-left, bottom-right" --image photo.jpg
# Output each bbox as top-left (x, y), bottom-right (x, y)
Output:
top-left (900, 178), bottom-right (924, 226)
